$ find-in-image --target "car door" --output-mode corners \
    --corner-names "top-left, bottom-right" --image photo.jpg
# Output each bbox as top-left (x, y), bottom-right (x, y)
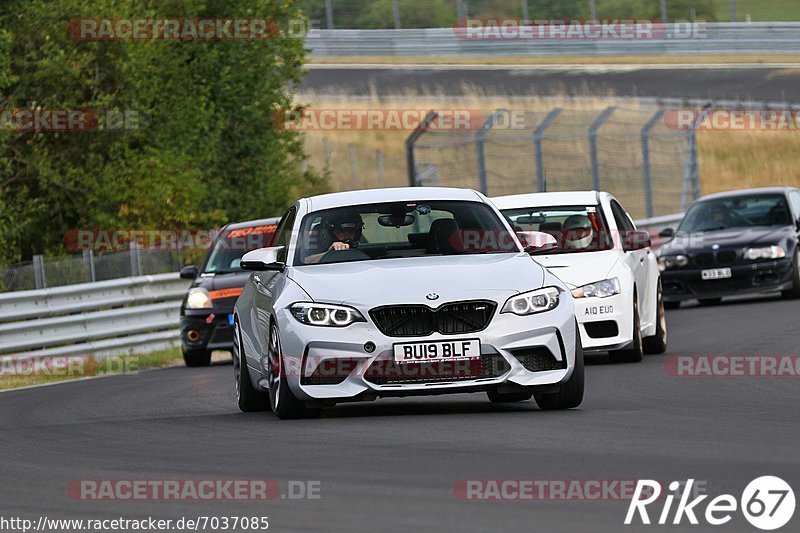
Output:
top-left (609, 199), bottom-right (650, 325)
top-left (252, 207), bottom-right (296, 360)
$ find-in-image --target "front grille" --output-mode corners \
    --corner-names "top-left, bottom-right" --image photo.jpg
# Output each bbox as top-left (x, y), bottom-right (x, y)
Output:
top-left (690, 250), bottom-right (740, 268)
top-left (364, 354), bottom-right (508, 385)
top-left (692, 252), bottom-right (714, 267)
top-left (510, 347), bottom-right (567, 372)
top-left (716, 250), bottom-right (738, 265)
top-left (370, 300), bottom-right (496, 337)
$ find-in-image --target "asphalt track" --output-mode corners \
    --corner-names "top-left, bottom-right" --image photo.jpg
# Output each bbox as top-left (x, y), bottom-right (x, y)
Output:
top-left (302, 65), bottom-right (800, 102)
top-left (2, 293), bottom-right (799, 532)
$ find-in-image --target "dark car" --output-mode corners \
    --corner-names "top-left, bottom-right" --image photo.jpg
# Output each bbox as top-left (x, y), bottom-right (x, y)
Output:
top-left (657, 187), bottom-right (800, 308)
top-left (178, 218), bottom-right (279, 366)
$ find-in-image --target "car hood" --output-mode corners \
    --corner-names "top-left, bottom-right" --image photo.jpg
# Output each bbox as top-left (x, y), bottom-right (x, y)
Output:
top-left (531, 250), bottom-right (620, 289)
top-left (287, 253), bottom-right (544, 307)
top-left (660, 225), bottom-right (794, 254)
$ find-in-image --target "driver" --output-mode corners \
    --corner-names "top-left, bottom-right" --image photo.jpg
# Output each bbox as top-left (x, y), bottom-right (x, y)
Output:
top-left (562, 214), bottom-right (594, 250)
top-left (304, 211), bottom-right (363, 264)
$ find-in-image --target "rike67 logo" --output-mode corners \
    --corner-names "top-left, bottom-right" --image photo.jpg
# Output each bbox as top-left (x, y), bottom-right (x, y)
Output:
top-left (626, 477), bottom-right (795, 530)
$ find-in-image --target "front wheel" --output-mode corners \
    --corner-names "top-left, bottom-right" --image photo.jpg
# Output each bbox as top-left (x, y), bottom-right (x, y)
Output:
top-left (609, 296), bottom-right (644, 363)
top-left (643, 281), bottom-right (668, 355)
top-left (267, 322), bottom-right (320, 420)
top-left (534, 331), bottom-right (584, 410)
top-left (233, 319), bottom-right (270, 412)
top-left (781, 250), bottom-right (800, 299)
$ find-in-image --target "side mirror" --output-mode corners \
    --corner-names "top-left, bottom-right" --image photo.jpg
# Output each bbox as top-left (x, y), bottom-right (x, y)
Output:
top-left (516, 231), bottom-right (558, 253)
top-left (240, 246), bottom-right (286, 272)
top-left (622, 230), bottom-right (651, 252)
top-left (658, 227), bottom-right (675, 239)
top-left (179, 265), bottom-right (199, 279)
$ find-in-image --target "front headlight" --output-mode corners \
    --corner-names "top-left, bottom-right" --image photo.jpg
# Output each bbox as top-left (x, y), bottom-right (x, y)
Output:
top-left (185, 288), bottom-right (212, 309)
top-left (571, 278), bottom-right (620, 299)
top-left (744, 245), bottom-right (786, 261)
top-left (501, 287), bottom-right (560, 316)
top-left (290, 302), bottom-right (366, 327)
top-left (657, 255), bottom-right (689, 271)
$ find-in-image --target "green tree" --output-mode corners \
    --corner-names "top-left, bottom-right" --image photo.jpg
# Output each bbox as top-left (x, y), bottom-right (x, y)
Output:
top-left (0, 0), bottom-right (318, 263)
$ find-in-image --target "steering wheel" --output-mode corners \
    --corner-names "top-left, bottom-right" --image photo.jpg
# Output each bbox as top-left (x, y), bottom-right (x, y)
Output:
top-left (318, 248), bottom-right (370, 264)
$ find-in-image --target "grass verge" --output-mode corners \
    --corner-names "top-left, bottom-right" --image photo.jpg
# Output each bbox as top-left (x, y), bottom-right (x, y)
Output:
top-left (0, 347), bottom-right (184, 391)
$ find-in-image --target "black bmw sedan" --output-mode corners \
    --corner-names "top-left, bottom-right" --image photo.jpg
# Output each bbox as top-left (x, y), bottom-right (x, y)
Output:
top-left (657, 187), bottom-right (800, 308)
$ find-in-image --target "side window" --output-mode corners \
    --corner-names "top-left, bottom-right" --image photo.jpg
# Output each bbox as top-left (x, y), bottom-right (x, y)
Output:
top-left (610, 200), bottom-right (635, 232)
top-left (789, 191), bottom-right (800, 220)
top-left (273, 207), bottom-right (297, 263)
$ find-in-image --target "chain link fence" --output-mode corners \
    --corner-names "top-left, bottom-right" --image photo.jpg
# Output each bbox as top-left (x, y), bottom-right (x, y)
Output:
top-left (408, 105), bottom-right (699, 219)
top-left (0, 249), bottom-right (195, 293)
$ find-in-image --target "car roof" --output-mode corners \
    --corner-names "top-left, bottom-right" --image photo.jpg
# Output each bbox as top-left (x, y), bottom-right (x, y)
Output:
top-left (491, 191), bottom-right (600, 209)
top-left (697, 187), bottom-right (799, 202)
top-left (305, 187), bottom-right (484, 211)
top-left (223, 217), bottom-right (281, 231)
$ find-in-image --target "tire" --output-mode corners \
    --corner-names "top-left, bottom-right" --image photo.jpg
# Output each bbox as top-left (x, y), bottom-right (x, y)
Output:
top-left (233, 319), bottom-right (270, 412)
top-left (183, 348), bottom-right (211, 367)
top-left (781, 250), bottom-right (800, 299)
top-left (698, 298), bottom-right (722, 306)
top-left (267, 321), bottom-right (320, 420)
top-left (643, 281), bottom-right (668, 355)
top-left (534, 330), bottom-right (584, 410)
top-left (664, 301), bottom-right (681, 310)
top-left (487, 389), bottom-right (533, 403)
top-left (609, 295), bottom-right (644, 363)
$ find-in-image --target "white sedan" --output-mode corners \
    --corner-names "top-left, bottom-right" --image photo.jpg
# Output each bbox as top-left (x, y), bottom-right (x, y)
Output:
top-left (493, 191), bottom-right (667, 362)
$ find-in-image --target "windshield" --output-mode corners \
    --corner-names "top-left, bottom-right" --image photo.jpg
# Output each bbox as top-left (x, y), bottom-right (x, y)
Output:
top-left (678, 194), bottom-right (792, 233)
top-left (203, 224), bottom-right (278, 274)
top-left (294, 200), bottom-right (518, 266)
top-left (501, 205), bottom-right (613, 254)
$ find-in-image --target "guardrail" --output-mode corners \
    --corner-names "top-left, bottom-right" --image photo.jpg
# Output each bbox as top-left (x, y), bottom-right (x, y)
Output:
top-left (0, 273), bottom-right (191, 359)
top-left (307, 23), bottom-right (800, 56)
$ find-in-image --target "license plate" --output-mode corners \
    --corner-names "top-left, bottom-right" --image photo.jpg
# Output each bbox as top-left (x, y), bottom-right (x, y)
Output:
top-left (393, 339), bottom-right (481, 363)
top-left (701, 268), bottom-right (732, 280)
top-left (228, 314), bottom-right (235, 327)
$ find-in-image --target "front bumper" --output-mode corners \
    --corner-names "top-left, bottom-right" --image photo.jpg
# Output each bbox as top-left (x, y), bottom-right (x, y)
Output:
top-left (264, 298), bottom-right (578, 403)
top-left (180, 310), bottom-right (235, 353)
top-left (572, 293), bottom-right (632, 352)
top-left (661, 258), bottom-right (793, 302)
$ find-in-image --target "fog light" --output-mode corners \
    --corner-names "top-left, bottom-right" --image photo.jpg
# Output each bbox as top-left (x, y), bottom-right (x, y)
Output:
top-left (186, 330), bottom-right (200, 342)
top-left (364, 341), bottom-right (376, 353)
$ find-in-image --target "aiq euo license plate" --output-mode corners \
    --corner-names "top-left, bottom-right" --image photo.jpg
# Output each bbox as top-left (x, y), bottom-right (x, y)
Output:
top-left (393, 339), bottom-right (481, 363)
top-left (701, 268), bottom-right (732, 280)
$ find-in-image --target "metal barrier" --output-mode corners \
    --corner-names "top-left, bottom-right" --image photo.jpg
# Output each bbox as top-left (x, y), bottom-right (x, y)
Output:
top-left (0, 273), bottom-right (191, 358)
top-left (407, 106), bottom-right (699, 220)
top-left (307, 23), bottom-right (800, 56)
